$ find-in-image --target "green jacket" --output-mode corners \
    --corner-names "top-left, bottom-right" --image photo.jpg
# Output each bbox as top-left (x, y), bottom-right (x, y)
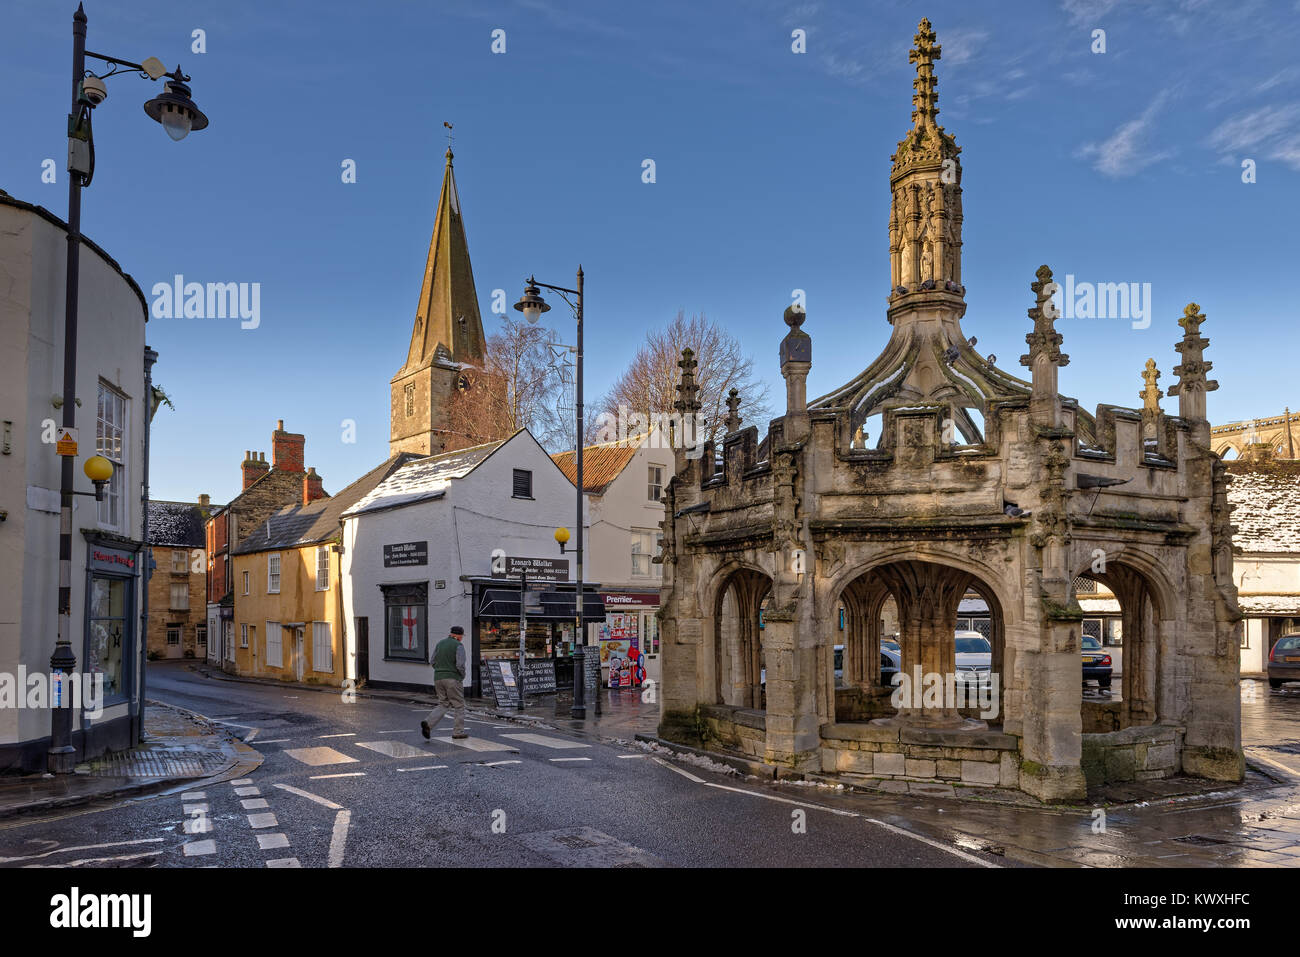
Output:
top-left (431, 636), bottom-right (466, 681)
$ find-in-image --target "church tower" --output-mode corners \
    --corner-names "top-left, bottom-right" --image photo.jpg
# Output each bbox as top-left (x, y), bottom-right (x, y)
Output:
top-left (389, 148), bottom-right (489, 457)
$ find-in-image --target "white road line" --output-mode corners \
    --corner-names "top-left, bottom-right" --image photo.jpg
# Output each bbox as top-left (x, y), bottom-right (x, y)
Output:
top-left (0, 838), bottom-right (164, 864)
top-left (549, 758), bottom-right (592, 763)
top-left (866, 817), bottom-right (1001, 868)
top-left (702, 782), bottom-right (859, 817)
top-left (267, 857), bottom-right (301, 867)
top-left (230, 779), bottom-right (253, 786)
top-left (182, 802), bottom-right (209, 815)
top-left (274, 782), bottom-right (344, 810)
top-left (617, 754), bottom-right (647, 760)
top-left (182, 840), bottom-right (216, 857)
top-left (257, 833), bottom-right (290, 850)
top-left (179, 791), bottom-right (207, 799)
top-left (33, 850), bottom-right (163, 868)
top-left (244, 729), bottom-right (260, 742)
top-left (247, 813), bottom-right (278, 829)
top-left (234, 786), bottom-right (260, 797)
top-left (376, 730), bottom-right (410, 734)
top-left (328, 809), bottom-right (351, 868)
top-left (257, 738), bottom-right (291, 744)
top-left (397, 765), bottom-right (449, 772)
top-left (319, 732), bottom-right (356, 738)
top-left (1246, 749), bottom-right (1300, 780)
top-left (241, 798), bottom-right (269, 810)
top-left (482, 760), bottom-right (522, 767)
top-left (310, 772), bottom-right (366, 780)
top-left (651, 756), bottom-right (706, 783)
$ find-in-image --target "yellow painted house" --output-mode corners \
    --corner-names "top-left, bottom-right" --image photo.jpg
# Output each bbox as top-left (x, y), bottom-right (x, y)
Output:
top-left (231, 455), bottom-right (420, 685)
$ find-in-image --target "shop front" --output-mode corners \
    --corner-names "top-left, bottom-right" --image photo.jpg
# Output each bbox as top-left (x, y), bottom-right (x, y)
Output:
top-left (84, 537), bottom-right (143, 752)
top-left (596, 590), bottom-right (662, 687)
top-left (468, 577), bottom-right (605, 697)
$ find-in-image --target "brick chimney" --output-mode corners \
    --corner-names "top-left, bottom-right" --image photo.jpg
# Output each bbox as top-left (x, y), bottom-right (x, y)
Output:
top-left (303, 467), bottom-right (326, 504)
top-left (272, 419), bottom-right (305, 473)
top-left (198, 493), bottom-right (210, 507)
top-left (242, 450), bottom-right (269, 489)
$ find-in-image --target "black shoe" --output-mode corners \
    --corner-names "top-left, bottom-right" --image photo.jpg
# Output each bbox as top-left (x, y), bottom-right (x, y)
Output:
top-left (420, 720), bottom-right (431, 739)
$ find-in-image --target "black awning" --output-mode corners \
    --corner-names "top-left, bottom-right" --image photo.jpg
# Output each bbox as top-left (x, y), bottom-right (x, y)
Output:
top-left (539, 591), bottom-right (607, 621)
top-left (477, 585), bottom-right (605, 622)
top-left (477, 589), bottom-right (521, 619)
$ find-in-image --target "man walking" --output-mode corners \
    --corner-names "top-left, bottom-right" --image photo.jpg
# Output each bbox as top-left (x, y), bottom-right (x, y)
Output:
top-left (421, 625), bottom-right (468, 739)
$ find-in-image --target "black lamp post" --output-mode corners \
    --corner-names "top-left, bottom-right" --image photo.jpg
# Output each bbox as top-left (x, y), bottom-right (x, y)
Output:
top-left (49, 3), bottom-right (206, 774)
top-left (515, 270), bottom-right (588, 719)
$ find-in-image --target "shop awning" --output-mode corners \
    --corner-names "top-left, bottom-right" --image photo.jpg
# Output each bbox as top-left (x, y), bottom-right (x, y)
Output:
top-left (476, 586), bottom-right (606, 622)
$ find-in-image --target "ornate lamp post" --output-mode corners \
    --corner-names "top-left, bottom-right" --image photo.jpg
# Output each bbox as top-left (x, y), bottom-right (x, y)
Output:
top-left (515, 270), bottom-right (589, 718)
top-left (49, 3), bottom-right (207, 773)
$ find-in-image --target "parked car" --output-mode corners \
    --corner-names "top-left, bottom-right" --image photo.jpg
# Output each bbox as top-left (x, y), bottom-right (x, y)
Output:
top-left (880, 645), bottom-right (900, 686)
top-left (954, 631), bottom-right (993, 690)
top-left (1268, 634), bottom-right (1300, 689)
top-left (1081, 634), bottom-right (1112, 690)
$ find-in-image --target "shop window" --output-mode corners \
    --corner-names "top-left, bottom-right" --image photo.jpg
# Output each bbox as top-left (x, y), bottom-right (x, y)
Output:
top-left (170, 582), bottom-right (189, 610)
top-left (316, 546), bottom-right (330, 591)
top-left (648, 466), bottom-right (664, 502)
top-left (383, 583), bottom-right (428, 661)
top-left (512, 469), bottom-right (533, 499)
top-left (166, 626), bottom-right (181, 646)
top-left (267, 553), bottom-right (281, 593)
top-left (88, 576), bottom-right (128, 700)
top-left (313, 621), bottom-right (333, 672)
top-left (95, 382), bottom-right (126, 530)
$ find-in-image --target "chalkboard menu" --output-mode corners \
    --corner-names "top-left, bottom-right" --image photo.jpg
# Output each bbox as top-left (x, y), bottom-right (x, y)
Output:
top-left (583, 649), bottom-right (601, 694)
top-left (481, 658), bottom-right (518, 707)
top-left (522, 660), bottom-right (557, 696)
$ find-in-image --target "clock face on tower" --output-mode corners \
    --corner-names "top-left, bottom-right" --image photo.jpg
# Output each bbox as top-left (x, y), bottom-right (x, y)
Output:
top-left (456, 373), bottom-right (471, 392)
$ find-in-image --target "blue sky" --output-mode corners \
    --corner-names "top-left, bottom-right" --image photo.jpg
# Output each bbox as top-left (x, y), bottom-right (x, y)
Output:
top-left (4, 0), bottom-right (1299, 504)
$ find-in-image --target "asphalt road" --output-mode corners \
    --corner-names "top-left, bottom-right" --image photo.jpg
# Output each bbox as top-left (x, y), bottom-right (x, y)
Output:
top-left (0, 666), bottom-right (998, 868)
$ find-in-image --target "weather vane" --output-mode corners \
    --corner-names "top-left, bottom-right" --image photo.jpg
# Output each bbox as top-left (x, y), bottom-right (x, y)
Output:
top-left (443, 120), bottom-right (454, 151)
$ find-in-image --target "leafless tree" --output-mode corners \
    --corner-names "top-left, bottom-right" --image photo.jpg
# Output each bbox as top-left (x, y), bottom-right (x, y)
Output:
top-left (592, 310), bottom-right (770, 447)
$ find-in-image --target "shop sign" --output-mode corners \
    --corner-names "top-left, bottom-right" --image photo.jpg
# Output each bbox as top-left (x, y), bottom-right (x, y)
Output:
top-left (90, 547), bottom-right (136, 572)
top-left (495, 556), bottom-right (569, 583)
top-left (383, 541), bottom-right (428, 567)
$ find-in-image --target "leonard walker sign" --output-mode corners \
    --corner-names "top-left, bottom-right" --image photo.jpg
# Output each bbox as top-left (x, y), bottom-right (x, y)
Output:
top-left (493, 556), bottom-right (569, 583)
top-left (383, 541), bottom-right (428, 567)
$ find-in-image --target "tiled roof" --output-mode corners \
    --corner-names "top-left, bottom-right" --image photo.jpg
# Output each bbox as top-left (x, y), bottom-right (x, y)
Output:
top-left (235, 453), bottom-right (422, 553)
top-left (1226, 460), bottom-right (1300, 554)
top-left (551, 433), bottom-right (648, 494)
top-left (342, 439), bottom-right (504, 517)
top-left (147, 500), bottom-right (218, 547)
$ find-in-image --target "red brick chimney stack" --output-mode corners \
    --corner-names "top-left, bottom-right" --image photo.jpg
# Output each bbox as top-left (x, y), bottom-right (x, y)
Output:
top-left (241, 450), bottom-right (269, 489)
top-left (272, 419), bottom-right (306, 473)
top-left (303, 467), bottom-right (326, 505)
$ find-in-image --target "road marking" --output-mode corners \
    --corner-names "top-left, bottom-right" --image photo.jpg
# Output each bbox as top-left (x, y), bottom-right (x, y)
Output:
top-left (617, 754), bottom-right (647, 760)
top-left (258, 738), bottom-right (291, 744)
top-left (230, 779), bottom-right (253, 786)
top-left (247, 813), bottom-right (279, 829)
top-left (183, 815), bottom-right (211, 835)
top-left (182, 840), bottom-right (217, 857)
top-left (651, 757), bottom-right (706, 783)
top-left (180, 791), bottom-right (207, 799)
top-left (549, 757), bottom-right (592, 763)
top-left (283, 746), bottom-right (359, 766)
top-left (274, 783), bottom-right (344, 810)
top-left (212, 718), bottom-right (256, 727)
top-left (501, 733), bottom-right (591, 749)
top-left (866, 818), bottom-right (1001, 868)
top-left (703, 782), bottom-right (859, 817)
top-left (482, 760), bottom-right (522, 767)
top-left (328, 809), bottom-right (351, 868)
top-left (267, 857), bottom-right (301, 867)
top-left (397, 765), bottom-right (449, 772)
top-left (183, 802), bottom-right (209, 815)
top-left (356, 740), bottom-right (431, 759)
top-left (435, 736), bottom-right (518, 752)
top-left (319, 732), bottom-right (356, 739)
top-left (310, 772), bottom-right (366, 779)
top-left (244, 729), bottom-right (260, 742)
top-left (376, 729), bottom-right (411, 734)
top-left (241, 798), bottom-right (270, 810)
top-left (40, 850), bottom-right (163, 867)
top-left (234, 786), bottom-right (260, 797)
top-left (257, 833), bottom-right (290, 850)
top-left (0, 838), bottom-right (163, 864)
top-left (1246, 749), bottom-right (1300, 780)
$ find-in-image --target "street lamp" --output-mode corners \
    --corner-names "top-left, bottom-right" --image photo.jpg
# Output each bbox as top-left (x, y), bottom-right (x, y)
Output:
top-left (49, 3), bottom-right (207, 774)
top-left (515, 269), bottom-right (588, 718)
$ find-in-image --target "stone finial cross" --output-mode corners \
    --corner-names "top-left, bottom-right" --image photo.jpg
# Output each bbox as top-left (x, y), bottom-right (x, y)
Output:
top-left (1168, 303), bottom-right (1218, 421)
top-left (674, 347), bottom-right (702, 415)
top-left (724, 388), bottom-right (743, 433)
top-left (1139, 358), bottom-right (1163, 413)
top-left (1020, 264), bottom-right (1068, 370)
top-left (908, 18), bottom-right (942, 128)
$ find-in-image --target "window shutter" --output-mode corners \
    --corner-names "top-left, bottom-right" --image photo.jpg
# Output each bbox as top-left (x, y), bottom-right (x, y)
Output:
top-left (512, 469), bottom-right (532, 498)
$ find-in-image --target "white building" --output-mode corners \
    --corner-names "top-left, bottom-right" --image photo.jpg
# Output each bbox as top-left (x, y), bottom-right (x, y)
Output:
top-left (0, 190), bottom-right (150, 770)
top-left (552, 431), bottom-right (673, 685)
top-left (340, 429), bottom-right (594, 696)
top-left (1225, 454), bottom-right (1300, 674)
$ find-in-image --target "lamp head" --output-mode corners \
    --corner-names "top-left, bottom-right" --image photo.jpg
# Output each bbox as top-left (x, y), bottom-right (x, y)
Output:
top-left (554, 526), bottom-right (570, 553)
top-left (84, 455), bottom-right (114, 500)
top-left (143, 69), bottom-right (208, 141)
top-left (513, 278), bottom-right (550, 325)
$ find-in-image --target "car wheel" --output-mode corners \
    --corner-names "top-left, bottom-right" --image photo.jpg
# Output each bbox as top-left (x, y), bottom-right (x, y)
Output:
top-left (1270, 679), bottom-right (1283, 689)
top-left (1098, 679), bottom-right (1111, 690)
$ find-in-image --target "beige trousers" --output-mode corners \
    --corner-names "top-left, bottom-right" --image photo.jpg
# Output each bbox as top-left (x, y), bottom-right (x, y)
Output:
top-left (425, 678), bottom-right (466, 734)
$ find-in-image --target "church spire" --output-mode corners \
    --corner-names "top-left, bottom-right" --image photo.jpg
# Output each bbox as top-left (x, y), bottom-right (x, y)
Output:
top-left (401, 148), bottom-right (486, 373)
top-left (908, 17), bottom-right (941, 130)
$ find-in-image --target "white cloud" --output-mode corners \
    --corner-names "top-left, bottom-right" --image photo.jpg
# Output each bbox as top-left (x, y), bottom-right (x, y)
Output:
top-left (1209, 103), bottom-right (1300, 170)
top-left (1079, 91), bottom-right (1174, 177)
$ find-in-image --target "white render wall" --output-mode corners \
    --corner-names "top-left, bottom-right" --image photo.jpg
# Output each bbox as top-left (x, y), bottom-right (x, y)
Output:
top-left (1235, 554), bottom-right (1300, 674)
top-left (341, 431), bottom-right (578, 688)
top-left (0, 200), bottom-right (147, 757)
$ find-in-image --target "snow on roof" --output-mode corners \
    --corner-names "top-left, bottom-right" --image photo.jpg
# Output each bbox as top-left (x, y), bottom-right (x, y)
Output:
top-left (343, 439), bottom-right (502, 517)
top-left (1226, 462), bottom-right (1300, 554)
top-left (147, 500), bottom-right (216, 547)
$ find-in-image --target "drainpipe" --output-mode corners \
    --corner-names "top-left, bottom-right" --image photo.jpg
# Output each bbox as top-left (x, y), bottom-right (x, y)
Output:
top-left (138, 346), bottom-right (157, 744)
